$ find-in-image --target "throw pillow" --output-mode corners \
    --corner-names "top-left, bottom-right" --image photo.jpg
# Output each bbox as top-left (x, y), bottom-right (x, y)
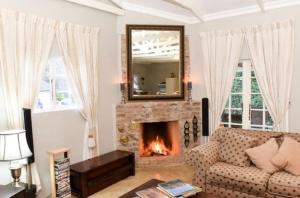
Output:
top-left (219, 132), bottom-right (257, 167)
top-left (246, 138), bottom-right (279, 173)
top-left (271, 136), bottom-right (300, 176)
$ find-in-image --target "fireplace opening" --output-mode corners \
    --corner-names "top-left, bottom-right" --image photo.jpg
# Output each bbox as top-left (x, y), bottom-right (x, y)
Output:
top-left (139, 121), bottom-right (180, 157)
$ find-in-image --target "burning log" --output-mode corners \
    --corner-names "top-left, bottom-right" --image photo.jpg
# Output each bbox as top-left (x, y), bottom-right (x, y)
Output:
top-left (141, 136), bottom-right (170, 157)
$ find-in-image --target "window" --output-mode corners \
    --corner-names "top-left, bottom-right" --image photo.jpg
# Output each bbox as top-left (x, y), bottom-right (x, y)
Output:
top-left (35, 57), bottom-right (75, 111)
top-left (221, 60), bottom-right (273, 130)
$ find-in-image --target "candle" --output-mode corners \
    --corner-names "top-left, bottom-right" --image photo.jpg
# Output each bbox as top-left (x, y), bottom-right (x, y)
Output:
top-left (187, 81), bottom-right (192, 90)
top-left (120, 83), bottom-right (125, 91)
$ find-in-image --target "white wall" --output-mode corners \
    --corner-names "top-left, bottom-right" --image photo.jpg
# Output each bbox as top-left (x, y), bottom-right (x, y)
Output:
top-left (0, 0), bottom-right (119, 197)
top-left (32, 110), bottom-right (85, 197)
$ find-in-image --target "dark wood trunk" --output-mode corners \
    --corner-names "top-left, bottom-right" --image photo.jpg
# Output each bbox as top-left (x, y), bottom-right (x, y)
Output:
top-left (70, 150), bottom-right (135, 198)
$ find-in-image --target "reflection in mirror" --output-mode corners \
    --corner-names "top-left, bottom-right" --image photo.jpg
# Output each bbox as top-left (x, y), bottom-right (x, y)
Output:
top-left (127, 25), bottom-right (184, 100)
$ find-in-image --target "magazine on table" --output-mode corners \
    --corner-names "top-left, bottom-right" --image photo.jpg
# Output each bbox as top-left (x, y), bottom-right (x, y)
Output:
top-left (156, 186), bottom-right (202, 198)
top-left (136, 187), bottom-right (169, 198)
top-left (135, 180), bottom-right (202, 198)
top-left (157, 179), bottom-right (194, 197)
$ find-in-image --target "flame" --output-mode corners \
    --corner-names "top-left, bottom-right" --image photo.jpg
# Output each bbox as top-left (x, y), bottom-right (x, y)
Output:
top-left (154, 136), bottom-right (162, 153)
top-left (142, 135), bottom-right (170, 156)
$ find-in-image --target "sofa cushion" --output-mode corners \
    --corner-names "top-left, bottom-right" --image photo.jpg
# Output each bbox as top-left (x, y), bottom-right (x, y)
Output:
top-left (272, 136), bottom-right (300, 176)
top-left (212, 127), bottom-right (282, 145)
top-left (284, 132), bottom-right (300, 143)
top-left (207, 162), bottom-right (270, 196)
top-left (268, 171), bottom-right (300, 197)
top-left (246, 138), bottom-right (279, 174)
top-left (219, 132), bottom-right (257, 167)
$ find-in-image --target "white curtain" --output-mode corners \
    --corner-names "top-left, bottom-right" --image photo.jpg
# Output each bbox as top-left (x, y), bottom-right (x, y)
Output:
top-left (0, 10), bottom-right (55, 190)
top-left (200, 29), bottom-right (244, 134)
top-left (56, 22), bottom-right (100, 159)
top-left (245, 20), bottom-right (294, 131)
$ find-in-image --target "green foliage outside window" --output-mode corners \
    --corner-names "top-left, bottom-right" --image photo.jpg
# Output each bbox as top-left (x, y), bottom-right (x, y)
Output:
top-left (230, 76), bottom-right (263, 109)
top-left (56, 92), bottom-right (65, 102)
top-left (231, 78), bottom-right (242, 93)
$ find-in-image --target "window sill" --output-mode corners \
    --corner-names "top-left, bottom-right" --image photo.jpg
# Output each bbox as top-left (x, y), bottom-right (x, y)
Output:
top-left (33, 106), bottom-right (78, 114)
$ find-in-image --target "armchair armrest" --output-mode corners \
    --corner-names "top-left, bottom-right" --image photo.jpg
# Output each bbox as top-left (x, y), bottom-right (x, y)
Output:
top-left (184, 141), bottom-right (219, 189)
top-left (185, 141), bottom-right (219, 169)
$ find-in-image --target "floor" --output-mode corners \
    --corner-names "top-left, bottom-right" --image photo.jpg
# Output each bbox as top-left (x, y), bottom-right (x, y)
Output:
top-left (88, 164), bottom-right (193, 198)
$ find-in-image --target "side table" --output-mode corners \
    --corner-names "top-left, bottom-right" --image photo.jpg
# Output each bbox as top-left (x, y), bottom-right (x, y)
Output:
top-left (0, 183), bottom-right (36, 198)
top-left (22, 183), bottom-right (36, 198)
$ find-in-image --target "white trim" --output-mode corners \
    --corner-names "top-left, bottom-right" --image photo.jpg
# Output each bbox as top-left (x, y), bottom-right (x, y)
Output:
top-left (243, 60), bottom-right (251, 129)
top-left (121, 1), bottom-right (199, 24)
top-left (33, 106), bottom-right (78, 114)
top-left (167, 0), bottom-right (204, 23)
top-left (264, 0), bottom-right (300, 10)
top-left (64, 0), bottom-right (300, 23)
top-left (203, 5), bottom-right (260, 21)
top-left (202, 0), bottom-right (300, 22)
top-left (63, 0), bottom-right (125, 15)
top-left (110, 0), bottom-right (124, 9)
top-left (256, 0), bottom-right (265, 12)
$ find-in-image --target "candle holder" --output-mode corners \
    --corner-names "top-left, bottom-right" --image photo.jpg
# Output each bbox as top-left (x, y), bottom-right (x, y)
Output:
top-left (120, 82), bottom-right (126, 104)
top-left (187, 81), bottom-right (192, 102)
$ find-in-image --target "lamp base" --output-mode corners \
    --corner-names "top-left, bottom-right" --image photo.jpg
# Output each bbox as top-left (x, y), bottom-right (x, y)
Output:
top-left (10, 166), bottom-right (22, 187)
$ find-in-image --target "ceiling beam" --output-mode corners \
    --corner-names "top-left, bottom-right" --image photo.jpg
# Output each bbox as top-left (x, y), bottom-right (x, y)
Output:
top-left (165, 0), bottom-right (204, 23)
top-left (110, 0), bottom-right (124, 9)
top-left (256, 0), bottom-right (265, 12)
top-left (63, 0), bottom-right (125, 15)
top-left (121, 1), bottom-right (199, 24)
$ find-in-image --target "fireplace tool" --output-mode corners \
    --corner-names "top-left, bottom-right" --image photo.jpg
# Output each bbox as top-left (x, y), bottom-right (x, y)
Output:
top-left (184, 121), bottom-right (190, 148)
top-left (193, 116), bottom-right (198, 142)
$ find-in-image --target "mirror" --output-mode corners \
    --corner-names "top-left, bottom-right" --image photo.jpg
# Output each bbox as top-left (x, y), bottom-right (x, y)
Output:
top-left (127, 25), bottom-right (184, 100)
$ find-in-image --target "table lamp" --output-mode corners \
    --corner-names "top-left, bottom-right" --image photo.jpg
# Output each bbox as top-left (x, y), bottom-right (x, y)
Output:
top-left (0, 129), bottom-right (32, 187)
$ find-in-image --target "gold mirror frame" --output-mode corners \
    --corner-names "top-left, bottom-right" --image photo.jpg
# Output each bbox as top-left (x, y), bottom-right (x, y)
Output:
top-left (126, 25), bottom-right (185, 101)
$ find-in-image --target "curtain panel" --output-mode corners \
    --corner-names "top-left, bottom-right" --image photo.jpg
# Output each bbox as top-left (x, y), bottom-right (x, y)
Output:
top-left (200, 20), bottom-right (294, 134)
top-left (245, 20), bottom-right (294, 131)
top-left (0, 9), bottom-right (56, 191)
top-left (56, 22), bottom-right (100, 159)
top-left (200, 29), bottom-right (244, 134)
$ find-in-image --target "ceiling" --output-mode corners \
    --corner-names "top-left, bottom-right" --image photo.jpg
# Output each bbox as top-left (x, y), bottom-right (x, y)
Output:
top-left (63, 0), bottom-right (300, 23)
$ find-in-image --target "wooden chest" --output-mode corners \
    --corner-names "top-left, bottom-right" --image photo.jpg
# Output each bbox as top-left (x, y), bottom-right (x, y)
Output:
top-left (70, 150), bottom-right (135, 198)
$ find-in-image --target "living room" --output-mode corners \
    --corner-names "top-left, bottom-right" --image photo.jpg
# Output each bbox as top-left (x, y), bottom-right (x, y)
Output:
top-left (0, 0), bottom-right (300, 198)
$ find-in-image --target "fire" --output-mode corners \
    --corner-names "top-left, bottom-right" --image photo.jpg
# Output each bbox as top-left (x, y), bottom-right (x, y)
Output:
top-left (142, 136), bottom-right (170, 156)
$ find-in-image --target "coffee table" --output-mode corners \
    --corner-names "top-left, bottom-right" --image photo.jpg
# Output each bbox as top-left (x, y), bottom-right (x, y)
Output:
top-left (119, 179), bottom-right (218, 198)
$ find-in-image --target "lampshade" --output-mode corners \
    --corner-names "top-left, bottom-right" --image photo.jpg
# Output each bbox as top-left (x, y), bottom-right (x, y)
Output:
top-left (0, 129), bottom-right (32, 161)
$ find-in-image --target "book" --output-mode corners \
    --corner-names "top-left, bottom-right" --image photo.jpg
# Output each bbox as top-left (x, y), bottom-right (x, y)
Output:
top-left (157, 180), bottom-right (194, 197)
top-left (157, 186), bottom-right (202, 198)
top-left (136, 187), bottom-right (169, 198)
top-left (54, 158), bottom-right (71, 198)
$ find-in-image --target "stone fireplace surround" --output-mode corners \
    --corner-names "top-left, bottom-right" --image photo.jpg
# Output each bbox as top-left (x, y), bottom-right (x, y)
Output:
top-left (116, 101), bottom-right (201, 166)
top-left (116, 35), bottom-right (201, 166)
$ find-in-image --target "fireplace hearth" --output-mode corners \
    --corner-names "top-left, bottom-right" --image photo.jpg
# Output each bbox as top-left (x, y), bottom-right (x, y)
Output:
top-left (140, 121), bottom-right (180, 157)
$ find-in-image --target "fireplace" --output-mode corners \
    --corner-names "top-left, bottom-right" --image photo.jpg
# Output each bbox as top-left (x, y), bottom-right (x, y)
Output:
top-left (139, 121), bottom-right (180, 157)
top-left (116, 101), bottom-right (201, 166)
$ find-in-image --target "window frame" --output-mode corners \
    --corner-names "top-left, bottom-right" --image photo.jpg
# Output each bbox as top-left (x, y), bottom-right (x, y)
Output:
top-left (221, 59), bottom-right (273, 130)
top-left (34, 58), bottom-right (76, 113)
